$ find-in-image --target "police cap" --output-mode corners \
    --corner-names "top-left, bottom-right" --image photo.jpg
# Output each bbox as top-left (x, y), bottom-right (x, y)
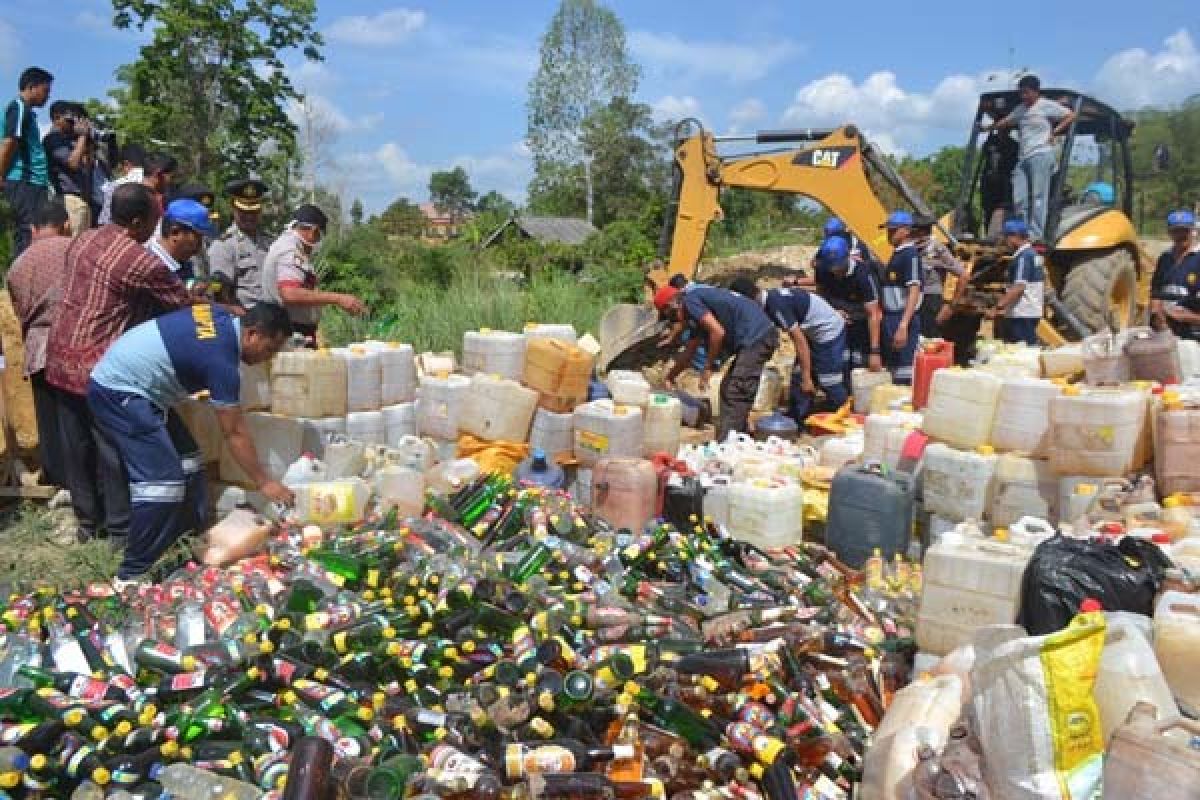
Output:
top-left (225, 178), bottom-right (269, 213)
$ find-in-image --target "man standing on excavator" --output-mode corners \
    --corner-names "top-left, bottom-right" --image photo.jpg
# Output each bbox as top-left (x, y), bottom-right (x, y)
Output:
top-left (981, 75), bottom-right (1075, 240)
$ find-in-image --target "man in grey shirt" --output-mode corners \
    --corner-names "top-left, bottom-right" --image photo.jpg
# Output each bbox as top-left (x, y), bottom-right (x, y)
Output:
top-left (983, 74), bottom-right (1075, 241)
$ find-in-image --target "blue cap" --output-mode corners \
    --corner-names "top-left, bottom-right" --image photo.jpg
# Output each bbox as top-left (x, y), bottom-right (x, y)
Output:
top-left (164, 198), bottom-right (216, 237)
top-left (823, 217), bottom-right (847, 237)
top-left (881, 210), bottom-right (914, 229)
top-left (817, 236), bottom-right (849, 265)
top-left (1082, 181), bottom-right (1114, 205)
top-left (1002, 218), bottom-right (1030, 236)
top-left (1167, 210), bottom-right (1196, 229)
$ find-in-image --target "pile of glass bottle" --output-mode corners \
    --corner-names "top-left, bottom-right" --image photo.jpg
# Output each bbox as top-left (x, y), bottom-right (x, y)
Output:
top-left (0, 477), bottom-right (921, 800)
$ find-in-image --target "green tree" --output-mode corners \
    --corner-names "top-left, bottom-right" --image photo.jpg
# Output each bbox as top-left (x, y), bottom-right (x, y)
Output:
top-left (429, 167), bottom-right (477, 224)
top-left (107, 0), bottom-right (323, 189)
top-left (476, 190), bottom-right (515, 216)
top-left (526, 0), bottom-right (639, 224)
top-left (375, 197), bottom-right (427, 239)
top-left (350, 199), bottom-right (364, 227)
top-left (578, 97), bottom-right (671, 229)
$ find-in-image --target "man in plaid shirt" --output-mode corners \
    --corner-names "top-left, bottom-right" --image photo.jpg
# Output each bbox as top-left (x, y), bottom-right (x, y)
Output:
top-left (46, 183), bottom-right (192, 549)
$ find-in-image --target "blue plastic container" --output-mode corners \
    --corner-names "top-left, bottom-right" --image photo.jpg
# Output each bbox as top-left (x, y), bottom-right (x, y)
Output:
top-left (515, 449), bottom-right (566, 489)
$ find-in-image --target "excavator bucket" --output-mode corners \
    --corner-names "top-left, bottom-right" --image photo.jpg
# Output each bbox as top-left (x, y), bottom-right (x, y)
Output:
top-left (597, 303), bottom-right (665, 373)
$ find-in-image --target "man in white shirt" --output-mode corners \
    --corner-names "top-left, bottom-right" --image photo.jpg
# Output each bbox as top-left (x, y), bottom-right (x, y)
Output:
top-left (983, 75), bottom-right (1076, 241)
top-left (147, 198), bottom-right (214, 284)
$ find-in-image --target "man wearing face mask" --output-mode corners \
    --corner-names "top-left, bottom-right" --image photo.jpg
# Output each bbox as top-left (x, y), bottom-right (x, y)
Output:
top-left (261, 203), bottom-right (365, 345)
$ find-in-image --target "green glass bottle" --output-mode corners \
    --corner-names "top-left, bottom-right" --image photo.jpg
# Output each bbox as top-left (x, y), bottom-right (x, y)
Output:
top-left (365, 753), bottom-right (425, 800)
top-left (306, 549), bottom-right (367, 588)
top-left (625, 683), bottom-right (721, 751)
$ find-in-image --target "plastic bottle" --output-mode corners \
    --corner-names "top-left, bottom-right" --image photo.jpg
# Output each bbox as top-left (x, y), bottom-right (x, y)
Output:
top-left (153, 763), bottom-right (262, 800)
top-left (515, 450), bottom-right (566, 489)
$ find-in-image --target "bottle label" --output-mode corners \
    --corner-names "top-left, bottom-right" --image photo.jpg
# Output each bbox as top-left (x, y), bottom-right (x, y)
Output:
top-left (416, 709), bottom-right (447, 727)
top-left (204, 598), bottom-right (239, 636)
top-left (144, 642), bottom-right (182, 662)
top-left (169, 672), bottom-right (207, 692)
top-left (111, 767), bottom-right (144, 785)
top-left (575, 430), bottom-right (610, 455)
top-left (273, 658), bottom-right (297, 685)
top-left (504, 744), bottom-right (576, 778)
top-left (68, 675), bottom-right (111, 703)
top-left (304, 484), bottom-right (359, 525)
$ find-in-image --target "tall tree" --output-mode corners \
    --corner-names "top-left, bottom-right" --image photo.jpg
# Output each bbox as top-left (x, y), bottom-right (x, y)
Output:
top-left (375, 197), bottom-right (427, 239)
top-left (429, 167), bottom-right (477, 224)
top-left (350, 199), bottom-right (364, 227)
top-left (107, 0), bottom-right (323, 189)
top-left (526, 0), bottom-right (639, 224)
top-left (578, 97), bottom-right (670, 229)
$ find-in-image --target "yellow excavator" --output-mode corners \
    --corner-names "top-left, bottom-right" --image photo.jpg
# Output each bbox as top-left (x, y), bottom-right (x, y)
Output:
top-left (599, 89), bottom-right (1151, 368)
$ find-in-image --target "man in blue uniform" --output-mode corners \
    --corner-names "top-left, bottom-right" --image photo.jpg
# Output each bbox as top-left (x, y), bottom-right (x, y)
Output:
top-left (87, 302), bottom-right (294, 584)
top-left (657, 283), bottom-right (778, 440)
top-left (1156, 210), bottom-right (1200, 341)
top-left (988, 218), bottom-right (1043, 345)
top-left (877, 211), bottom-right (923, 384)
top-left (815, 236), bottom-right (883, 382)
top-left (732, 277), bottom-right (848, 423)
top-left (1151, 210), bottom-right (1200, 335)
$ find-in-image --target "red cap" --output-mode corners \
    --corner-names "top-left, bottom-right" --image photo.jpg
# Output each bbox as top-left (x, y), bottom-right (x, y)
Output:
top-left (1080, 598), bottom-right (1104, 613)
top-left (653, 285), bottom-right (681, 312)
top-left (1151, 532), bottom-right (1171, 545)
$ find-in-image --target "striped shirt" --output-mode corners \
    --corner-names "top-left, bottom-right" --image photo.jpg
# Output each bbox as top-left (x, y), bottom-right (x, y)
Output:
top-left (46, 225), bottom-right (192, 395)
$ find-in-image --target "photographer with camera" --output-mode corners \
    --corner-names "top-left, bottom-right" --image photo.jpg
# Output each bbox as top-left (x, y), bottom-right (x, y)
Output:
top-left (44, 101), bottom-right (94, 235)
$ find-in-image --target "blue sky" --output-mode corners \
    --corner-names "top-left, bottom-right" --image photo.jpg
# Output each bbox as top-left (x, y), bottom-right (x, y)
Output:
top-left (2, 0), bottom-right (1197, 213)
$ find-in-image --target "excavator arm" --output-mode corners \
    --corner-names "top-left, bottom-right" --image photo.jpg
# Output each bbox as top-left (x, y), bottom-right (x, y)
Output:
top-left (604, 123), bottom-right (934, 369)
top-left (649, 123), bottom-right (935, 289)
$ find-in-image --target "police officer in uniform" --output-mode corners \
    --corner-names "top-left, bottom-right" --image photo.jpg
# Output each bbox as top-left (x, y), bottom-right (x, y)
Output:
top-left (262, 204), bottom-right (365, 345)
top-left (208, 178), bottom-right (272, 309)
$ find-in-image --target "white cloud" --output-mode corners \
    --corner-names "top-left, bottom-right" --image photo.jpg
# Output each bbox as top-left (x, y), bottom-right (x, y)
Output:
top-left (781, 70), bottom-right (990, 155)
top-left (340, 141), bottom-right (532, 212)
top-left (728, 98), bottom-right (766, 133)
top-left (289, 60), bottom-right (338, 94)
top-left (287, 94), bottom-right (381, 135)
top-left (326, 8), bottom-right (427, 47)
top-left (450, 141), bottom-right (532, 203)
top-left (651, 95), bottom-right (703, 124)
top-left (1094, 29), bottom-right (1200, 109)
top-left (629, 31), bottom-right (800, 84)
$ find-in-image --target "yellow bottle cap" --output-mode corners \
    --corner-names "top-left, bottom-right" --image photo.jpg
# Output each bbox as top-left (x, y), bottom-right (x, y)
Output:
top-left (1165, 494), bottom-right (1184, 508)
top-left (993, 527), bottom-right (1009, 541)
top-left (92, 767), bottom-right (112, 785)
top-left (977, 445), bottom-right (994, 455)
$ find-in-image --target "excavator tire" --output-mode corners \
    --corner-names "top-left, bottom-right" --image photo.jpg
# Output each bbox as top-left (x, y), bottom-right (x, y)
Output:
top-left (1059, 248), bottom-right (1137, 336)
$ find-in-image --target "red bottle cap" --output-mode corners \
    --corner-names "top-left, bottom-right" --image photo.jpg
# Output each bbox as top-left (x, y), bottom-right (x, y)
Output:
top-left (1080, 598), bottom-right (1103, 613)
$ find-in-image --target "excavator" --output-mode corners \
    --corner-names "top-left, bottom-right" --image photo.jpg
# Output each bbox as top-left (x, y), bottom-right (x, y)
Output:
top-left (598, 89), bottom-right (1150, 369)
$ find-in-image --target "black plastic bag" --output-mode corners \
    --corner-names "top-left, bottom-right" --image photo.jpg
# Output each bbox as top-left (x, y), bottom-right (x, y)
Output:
top-left (1016, 534), bottom-right (1171, 635)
